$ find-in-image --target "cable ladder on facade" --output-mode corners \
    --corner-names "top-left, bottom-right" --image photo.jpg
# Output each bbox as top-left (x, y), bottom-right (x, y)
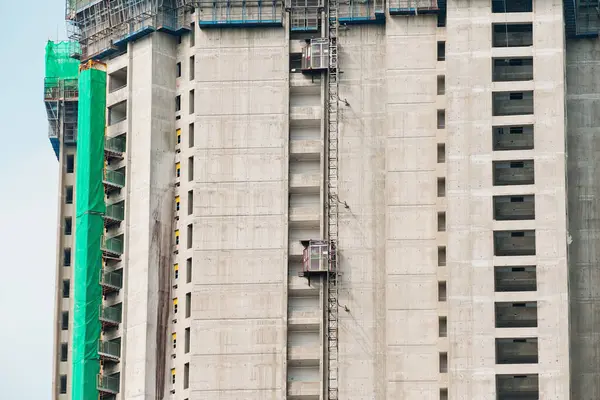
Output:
top-left (326, 0), bottom-right (340, 396)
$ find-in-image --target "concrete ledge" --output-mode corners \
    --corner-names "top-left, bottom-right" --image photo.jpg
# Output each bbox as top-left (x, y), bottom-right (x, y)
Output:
top-left (287, 345), bottom-right (320, 364)
top-left (287, 381), bottom-right (320, 398)
top-left (290, 140), bottom-right (321, 158)
top-left (290, 106), bottom-right (322, 122)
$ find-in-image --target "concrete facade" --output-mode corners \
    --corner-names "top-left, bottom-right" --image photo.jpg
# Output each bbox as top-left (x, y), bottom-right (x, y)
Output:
top-left (49, 1), bottom-right (595, 399)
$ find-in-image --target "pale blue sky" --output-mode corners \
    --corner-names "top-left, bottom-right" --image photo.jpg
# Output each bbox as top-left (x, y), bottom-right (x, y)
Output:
top-left (0, 0), bottom-right (66, 398)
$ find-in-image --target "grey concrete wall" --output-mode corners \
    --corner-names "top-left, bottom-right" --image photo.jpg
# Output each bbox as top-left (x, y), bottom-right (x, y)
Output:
top-left (566, 37), bottom-right (600, 400)
top-left (188, 27), bottom-right (289, 399)
top-left (122, 32), bottom-right (177, 400)
top-left (447, 1), bottom-right (569, 398)
top-left (384, 14), bottom-right (440, 400)
top-left (337, 24), bottom-right (387, 399)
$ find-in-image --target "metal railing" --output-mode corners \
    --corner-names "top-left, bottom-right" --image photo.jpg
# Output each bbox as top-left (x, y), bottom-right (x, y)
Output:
top-left (97, 373), bottom-right (120, 393)
top-left (105, 136), bottom-right (126, 153)
top-left (100, 269), bottom-right (123, 289)
top-left (102, 236), bottom-right (124, 255)
top-left (103, 169), bottom-right (125, 187)
top-left (105, 202), bottom-right (125, 221)
top-left (99, 305), bottom-right (122, 324)
top-left (98, 340), bottom-right (121, 358)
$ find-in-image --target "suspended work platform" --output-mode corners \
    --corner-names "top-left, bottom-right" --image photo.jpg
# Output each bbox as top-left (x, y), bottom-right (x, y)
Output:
top-left (388, 0), bottom-right (439, 15)
top-left (198, 0), bottom-right (285, 28)
top-left (339, 0), bottom-right (385, 25)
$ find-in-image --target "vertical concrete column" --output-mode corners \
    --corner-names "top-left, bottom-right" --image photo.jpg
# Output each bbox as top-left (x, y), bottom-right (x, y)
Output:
top-left (123, 32), bottom-right (177, 399)
top-left (384, 15), bottom-right (439, 399)
top-left (190, 27), bottom-right (288, 398)
top-left (337, 25), bottom-right (387, 399)
top-left (446, 2), bottom-right (495, 398)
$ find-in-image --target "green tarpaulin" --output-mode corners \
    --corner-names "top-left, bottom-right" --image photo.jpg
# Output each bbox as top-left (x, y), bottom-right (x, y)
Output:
top-left (72, 65), bottom-right (106, 400)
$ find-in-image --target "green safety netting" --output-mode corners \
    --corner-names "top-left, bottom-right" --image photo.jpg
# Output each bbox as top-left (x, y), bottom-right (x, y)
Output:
top-left (72, 66), bottom-right (106, 400)
top-left (44, 40), bottom-right (80, 80)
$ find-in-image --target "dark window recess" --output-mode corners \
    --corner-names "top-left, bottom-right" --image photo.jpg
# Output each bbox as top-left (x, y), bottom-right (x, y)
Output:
top-left (62, 279), bottom-right (70, 298)
top-left (495, 301), bottom-right (538, 328)
top-left (509, 92), bottom-right (523, 100)
top-left (290, 53), bottom-right (302, 72)
top-left (176, 95), bottom-right (181, 112)
top-left (60, 343), bottom-right (68, 362)
top-left (189, 123), bottom-right (195, 148)
top-left (437, 41), bottom-right (446, 61)
top-left (492, 57), bottom-right (533, 82)
top-left (61, 311), bottom-right (69, 330)
top-left (496, 374), bottom-right (539, 400)
top-left (493, 125), bottom-right (534, 151)
top-left (493, 194), bottom-right (535, 221)
top-left (492, 0), bottom-right (533, 13)
top-left (189, 56), bottom-right (195, 80)
top-left (65, 186), bottom-right (74, 204)
top-left (185, 292), bottom-right (191, 318)
top-left (493, 160), bottom-right (535, 186)
top-left (176, 62), bottom-right (181, 78)
top-left (59, 375), bottom-right (67, 394)
top-left (64, 217), bottom-right (72, 235)
top-left (495, 266), bottom-right (537, 292)
top-left (66, 155), bottom-right (74, 173)
top-left (494, 230), bottom-right (536, 256)
top-left (492, 23), bottom-right (533, 47)
top-left (64, 248), bottom-right (72, 267)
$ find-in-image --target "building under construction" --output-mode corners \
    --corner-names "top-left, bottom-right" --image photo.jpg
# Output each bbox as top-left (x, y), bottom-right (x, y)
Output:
top-left (46, 0), bottom-right (600, 399)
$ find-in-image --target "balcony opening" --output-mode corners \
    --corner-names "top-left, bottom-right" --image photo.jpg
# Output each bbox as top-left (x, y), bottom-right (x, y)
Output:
top-left (187, 223), bottom-right (193, 249)
top-left (440, 388), bottom-right (448, 400)
top-left (493, 57), bottom-right (533, 82)
top-left (495, 266), bottom-right (537, 292)
top-left (493, 195), bottom-right (535, 220)
top-left (437, 41), bottom-right (446, 61)
top-left (188, 156), bottom-right (194, 182)
top-left (492, 0), bottom-right (533, 13)
top-left (492, 23), bottom-right (533, 47)
top-left (438, 281), bottom-right (447, 302)
top-left (186, 257), bottom-right (192, 283)
top-left (439, 352), bottom-right (448, 373)
top-left (437, 143), bottom-right (446, 163)
top-left (438, 212), bottom-right (446, 232)
top-left (439, 316), bottom-right (447, 337)
top-left (184, 362), bottom-right (190, 389)
top-left (185, 292), bottom-right (191, 318)
top-left (108, 101), bottom-right (127, 125)
top-left (494, 230), bottom-right (536, 256)
top-left (496, 338), bottom-right (538, 364)
top-left (437, 109), bottom-right (446, 129)
top-left (108, 67), bottom-right (127, 92)
top-left (438, 246), bottom-right (447, 267)
top-left (185, 327), bottom-right (191, 353)
top-left (437, 75), bottom-right (445, 95)
top-left (189, 89), bottom-right (195, 114)
top-left (493, 91), bottom-right (534, 116)
top-left (189, 123), bottom-right (195, 148)
top-left (493, 160), bottom-right (534, 186)
top-left (437, 177), bottom-right (446, 197)
top-left (495, 301), bottom-right (537, 328)
top-left (189, 56), bottom-right (195, 80)
top-left (493, 125), bottom-right (534, 151)
top-left (496, 374), bottom-right (539, 400)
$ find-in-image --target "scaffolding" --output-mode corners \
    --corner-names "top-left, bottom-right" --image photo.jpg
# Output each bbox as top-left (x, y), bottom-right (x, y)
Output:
top-left (44, 41), bottom-right (81, 159)
top-left (388, 0), bottom-right (439, 15)
top-left (67, 0), bottom-right (192, 60)
top-left (197, 0), bottom-right (284, 27)
top-left (338, 0), bottom-right (384, 24)
top-left (289, 0), bottom-right (321, 31)
top-left (572, 0), bottom-right (600, 37)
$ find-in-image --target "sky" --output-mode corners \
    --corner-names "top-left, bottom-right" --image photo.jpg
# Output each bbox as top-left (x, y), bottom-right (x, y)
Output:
top-left (0, 0), bottom-right (66, 398)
